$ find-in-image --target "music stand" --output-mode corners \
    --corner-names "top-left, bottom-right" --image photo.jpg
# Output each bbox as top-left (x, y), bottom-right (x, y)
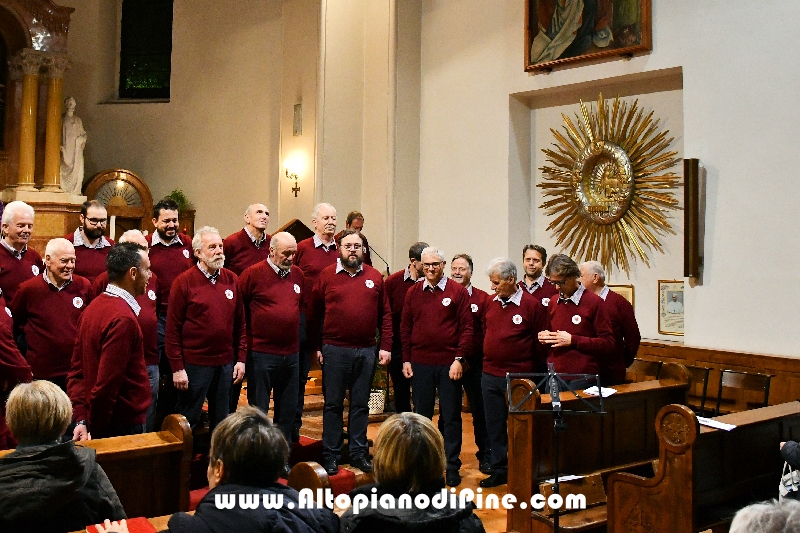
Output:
top-left (506, 363), bottom-right (607, 532)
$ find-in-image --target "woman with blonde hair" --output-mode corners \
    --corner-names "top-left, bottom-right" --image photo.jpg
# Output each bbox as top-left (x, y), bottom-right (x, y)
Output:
top-left (340, 412), bottom-right (485, 533)
top-left (0, 380), bottom-right (125, 532)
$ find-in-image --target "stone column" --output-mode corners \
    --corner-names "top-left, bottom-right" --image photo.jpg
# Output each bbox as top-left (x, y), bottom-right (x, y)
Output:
top-left (41, 54), bottom-right (69, 192)
top-left (12, 49), bottom-right (44, 191)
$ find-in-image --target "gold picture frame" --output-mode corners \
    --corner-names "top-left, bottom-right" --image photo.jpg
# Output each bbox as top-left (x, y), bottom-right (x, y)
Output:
top-left (608, 284), bottom-right (634, 309)
top-left (658, 280), bottom-right (684, 336)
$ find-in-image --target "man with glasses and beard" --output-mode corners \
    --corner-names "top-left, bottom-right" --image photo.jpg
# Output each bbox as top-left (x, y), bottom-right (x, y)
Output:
top-left (166, 227), bottom-right (246, 433)
top-left (308, 229), bottom-right (391, 476)
top-left (66, 200), bottom-right (114, 284)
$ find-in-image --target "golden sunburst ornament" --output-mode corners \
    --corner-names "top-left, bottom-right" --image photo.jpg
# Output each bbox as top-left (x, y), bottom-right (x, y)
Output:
top-left (538, 94), bottom-right (681, 275)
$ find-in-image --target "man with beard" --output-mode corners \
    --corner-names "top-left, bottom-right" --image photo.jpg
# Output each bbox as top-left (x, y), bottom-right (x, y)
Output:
top-left (11, 238), bottom-right (91, 393)
top-left (0, 201), bottom-right (43, 304)
top-left (292, 202), bottom-right (339, 441)
top-left (238, 232), bottom-right (302, 465)
top-left (223, 203), bottom-right (271, 276)
top-left (166, 227), bottom-right (246, 432)
top-left (66, 200), bottom-right (114, 284)
top-left (308, 229), bottom-right (391, 476)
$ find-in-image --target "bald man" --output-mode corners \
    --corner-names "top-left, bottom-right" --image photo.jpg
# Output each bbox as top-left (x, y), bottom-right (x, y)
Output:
top-left (10, 238), bottom-right (91, 392)
top-left (223, 203), bottom-right (272, 276)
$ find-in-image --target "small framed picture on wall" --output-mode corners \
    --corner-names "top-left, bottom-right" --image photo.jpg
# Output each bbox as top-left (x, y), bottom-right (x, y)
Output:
top-left (658, 280), bottom-right (684, 336)
top-left (608, 284), bottom-right (634, 309)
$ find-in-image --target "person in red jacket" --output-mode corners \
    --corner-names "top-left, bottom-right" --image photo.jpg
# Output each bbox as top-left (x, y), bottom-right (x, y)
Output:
top-left (68, 242), bottom-right (152, 440)
top-left (308, 230), bottom-right (392, 476)
top-left (0, 201), bottom-right (43, 305)
top-left (166, 226), bottom-right (246, 432)
top-left (401, 246), bottom-right (473, 487)
top-left (11, 238), bottom-right (90, 393)
top-left (538, 254), bottom-right (615, 389)
top-left (66, 200), bottom-right (114, 284)
top-left (579, 261), bottom-right (641, 386)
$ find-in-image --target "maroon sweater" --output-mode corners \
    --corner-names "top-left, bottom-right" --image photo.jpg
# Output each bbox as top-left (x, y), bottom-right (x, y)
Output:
top-left (295, 237), bottom-right (338, 311)
top-left (147, 233), bottom-right (195, 314)
top-left (601, 289), bottom-right (641, 383)
top-left (308, 263), bottom-right (392, 352)
top-left (238, 261), bottom-right (303, 355)
top-left (67, 232), bottom-right (115, 285)
top-left (91, 271), bottom-right (160, 366)
top-left (384, 269), bottom-right (419, 350)
top-left (0, 246), bottom-right (43, 304)
top-left (67, 294), bottom-right (150, 432)
top-left (223, 229), bottom-right (271, 276)
top-left (468, 286), bottom-right (489, 359)
top-left (545, 289), bottom-right (615, 376)
top-left (0, 305), bottom-right (32, 450)
top-left (482, 292), bottom-right (547, 377)
top-left (10, 275), bottom-right (91, 379)
top-left (400, 278), bottom-right (474, 366)
top-left (519, 278), bottom-right (559, 306)
top-left (165, 267), bottom-right (247, 371)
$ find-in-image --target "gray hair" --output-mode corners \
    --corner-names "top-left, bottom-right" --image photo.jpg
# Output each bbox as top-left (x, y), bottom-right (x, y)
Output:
top-left (244, 203), bottom-right (268, 217)
top-left (2, 201), bottom-right (34, 226)
top-left (486, 257), bottom-right (517, 281)
top-left (420, 247), bottom-right (445, 262)
top-left (192, 226), bottom-right (221, 252)
top-left (730, 499), bottom-right (800, 533)
top-left (580, 260), bottom-right (606, 283)
top-left (269, 231), bottom-right (296, 250)
top-left (119, 229), bottom-right (148, 247)
top-left (44, 238), bottom-right (73, 258)
top-left (311, 203), bottom-right (336, 219)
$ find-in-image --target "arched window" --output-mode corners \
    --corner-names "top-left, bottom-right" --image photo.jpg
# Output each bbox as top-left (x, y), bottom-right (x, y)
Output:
top-left (119, 0), bottom-right (173, 99)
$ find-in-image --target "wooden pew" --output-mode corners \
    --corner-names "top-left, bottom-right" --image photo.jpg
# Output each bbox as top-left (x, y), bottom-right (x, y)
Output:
top-left (287, 460), bottom-right (374, 495)
top-left (0, 414), bottom-right (192, 519)
top-left (507, 367), bottom-right (690, 533)
top-left (606, 402), bottom-right (800, 533)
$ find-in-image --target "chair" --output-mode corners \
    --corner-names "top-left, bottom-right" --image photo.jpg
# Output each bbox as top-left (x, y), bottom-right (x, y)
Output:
top-left (714, 369), bottom-right (773, 416)
top-left (625, 358), bottom-right (662, 383)
top-left (683, 365), bottom-right (710, 415)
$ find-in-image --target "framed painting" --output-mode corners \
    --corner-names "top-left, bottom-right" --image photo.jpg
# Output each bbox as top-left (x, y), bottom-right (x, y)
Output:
top-left (608, 284), bottom-right (634, 309)
top-left (658, 280), bottom-right (684, 336)
top-left (525, 0), bottom-right (652, 72)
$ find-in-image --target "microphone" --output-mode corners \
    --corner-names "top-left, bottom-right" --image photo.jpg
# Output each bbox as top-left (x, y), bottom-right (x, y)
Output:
top-left (369, 244), bottom-right (391, 276)
top-left (548, 362), bottom-right (561, 413)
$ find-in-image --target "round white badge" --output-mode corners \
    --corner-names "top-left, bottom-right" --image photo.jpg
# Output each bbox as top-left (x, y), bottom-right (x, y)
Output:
top-left (365, 279), bottom-right (375, 289)
top-left (4, 307), bottom-right (11, 318)
top-left (512, 314), bottom-right (523, 325)
top-left (148, 290), bottom-right (157, 301)
top-left (293, 284), bottom-right (301, 294)
top-left (541, 297), bottom-right (550, 307)
top-left (73, 297), bottom-right (83, 309)
top-left (31, 265), bottom-right (40, 276)
top-left (572, 314), bottom-right (582, 325)
top-left (442, 297), bottom-right (451, 307)
top-left (183, 249), bottom-right (190, 259)
top-left (471, 303), bottom-right (479, 313)
top-left (225, 289), bottom-right (234, 300)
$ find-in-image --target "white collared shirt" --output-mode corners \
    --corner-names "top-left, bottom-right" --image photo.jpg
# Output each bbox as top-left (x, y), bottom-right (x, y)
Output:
top-left (244, 226), bottom-right (267, 248)
top-left (522, 273), bottom-right (546, 293)
top-left (599, 285), bottom-right (610, 301)
top-left (335, 258), bottom-right (363, 277)
top-left (559, 284), bottom-right (586, 305)
top-left (493, 286), bottom-right (524, 308)
top-left (313, 234), bottom-right (337, 252)
top-left (1, 239), bottom-right (25, 259)
top-left (105, 284), bottom-right (141, 316)
top-left (42, 271), bottom-right (72, 291)
top-left (267, 257), bottom-right (290, 278)
top-left (150, 231), bottom-right (183, 247)
top-left (73, 228), bottom-right (111, 249)
top-left (423, 276), bottom-right (448, 292)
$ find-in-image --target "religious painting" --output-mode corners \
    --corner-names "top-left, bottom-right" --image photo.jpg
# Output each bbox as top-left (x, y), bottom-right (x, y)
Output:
top-left (608, 284), bottom-right (634, 309)
top-left (658, 280), bottom-right (684, 336)
top-left (525, 0), bottom-right (652, 72)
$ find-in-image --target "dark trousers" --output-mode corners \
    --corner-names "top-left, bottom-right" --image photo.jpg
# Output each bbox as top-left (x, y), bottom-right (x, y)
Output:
top-left (412, 362), bottom-right (462, 471)
top-left (156, 313), bottom-right (179, 422)
top-left (321, 345), bottom-right (375, 461)
top-left (145, 364), bottom-right (160, 432)
top-left (294, 312), bottom-right (311, 432)
top-left (462, 359), bottom-right (490, 461)
top-left (482, 372), bottom-right (509, 475)
top-left (388, 342), bottom-right (412, 413)
top-left (176, 362), bottom-right (233, 432)
top-left (250, 351), bottom-right (299, 443)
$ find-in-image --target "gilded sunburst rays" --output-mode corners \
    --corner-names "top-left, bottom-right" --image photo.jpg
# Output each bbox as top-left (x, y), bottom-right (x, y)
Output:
top-left (538, 94), bottom-right (681, 276)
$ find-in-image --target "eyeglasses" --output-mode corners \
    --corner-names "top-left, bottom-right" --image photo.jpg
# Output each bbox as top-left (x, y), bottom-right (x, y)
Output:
top-left (85, 218), bottom-right (108, 226)
top-left (548, 277), bottom-right (568, 287)
top-left (342, 244), bottom-right (362, 250)
top-left (422, 262), bottom-right (443, 269)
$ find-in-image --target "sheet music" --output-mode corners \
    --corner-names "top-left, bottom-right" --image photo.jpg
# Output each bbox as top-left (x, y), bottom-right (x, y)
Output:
top-left (697, 416), bottom-right (737, 431)
top-left (544, 475), bottom-right (584, 483)
top-left (583, 386), bottom-right (617, 397)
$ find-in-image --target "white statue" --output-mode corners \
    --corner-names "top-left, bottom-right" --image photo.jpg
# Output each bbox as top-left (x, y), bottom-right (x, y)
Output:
top-left (60, 96), bottom-right (87, 195)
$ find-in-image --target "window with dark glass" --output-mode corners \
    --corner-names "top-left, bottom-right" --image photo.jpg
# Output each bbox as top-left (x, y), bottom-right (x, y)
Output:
top-left (119, 0), bottom-right (174, 99)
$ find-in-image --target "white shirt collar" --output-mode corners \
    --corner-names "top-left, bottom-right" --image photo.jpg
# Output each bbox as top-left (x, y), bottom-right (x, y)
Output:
top-left (423, 276), bottom-right (448, 292)
top-left (151, 231), bottom-right (183, 246)
top-left (73, 228), bottom-right (111, 249)
top-left (559, 284), bottom-right (586, 305)
top-left (335, 258), bottom-right (363, 277)
top-left (599, 285), bottom-right (610, 301)
top-left (313, 234), bottom-right (336, 251)
top-left (522, 273), bottom-right (546, 293)
top-left (104, 284), bottom-right (141, 316)
top-left (244, 226), bottom-right (267, 247)
top-left (493, 286), bottom-right (523, 307)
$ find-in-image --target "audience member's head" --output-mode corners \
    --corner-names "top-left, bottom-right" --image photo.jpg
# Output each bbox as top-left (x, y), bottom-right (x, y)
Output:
top-left (6, 381), bottom-right (72, 446)
top-left (729, 499), bottom-right (800, 533)
top-left (207, 406), bottom-right (288, 489)
top-left (373, 412), bottom-right (445, 493)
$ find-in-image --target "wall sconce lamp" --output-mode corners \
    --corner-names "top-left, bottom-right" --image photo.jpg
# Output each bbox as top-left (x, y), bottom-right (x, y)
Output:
top-left (286, 169), bottom-right (300, 197)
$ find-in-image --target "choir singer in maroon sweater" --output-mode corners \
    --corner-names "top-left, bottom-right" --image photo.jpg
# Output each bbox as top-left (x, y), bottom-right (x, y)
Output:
top-left (308, 229), bottom-right (392, 477)
top-left (65, 200), bottom-right (114, 284)
top-left (401, 246), bottom-right (473, 487)
top-left (166, 227), bottom-right (246, 433)
top-left (0, 201), bottom-right (43, 305)
top-left (579, 261), bottom-right (641, 386)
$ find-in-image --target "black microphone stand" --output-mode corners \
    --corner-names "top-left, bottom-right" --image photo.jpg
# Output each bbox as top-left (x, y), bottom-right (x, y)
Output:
top-left (368, 244), bottom-right (391, 276)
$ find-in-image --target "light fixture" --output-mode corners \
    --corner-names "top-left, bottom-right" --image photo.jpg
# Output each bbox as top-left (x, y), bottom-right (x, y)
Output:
top-left (286, 169), bottom-right (300, 197)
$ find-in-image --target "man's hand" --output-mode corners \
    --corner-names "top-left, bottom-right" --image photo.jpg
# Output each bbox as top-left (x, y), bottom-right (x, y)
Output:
top-left (232, 362), bottom-right (246, 384)
top-left (402, 362), bottom-right (413, 379)
top-left (73, 424), bottom-right (90, 442)
top-left (449, 360), bottom-right (463, 381)
top-left (538, 330), bottom-right (557, 343)
top-left (317, 351), bottom-right (324, 364)
top-left (551, 330), bottom-right (572, 348)
top-left (378, 350), bottom-right (391, 365)
top-left (94, 518), bottom-right (129, 533)
top-left (782, 441), bottom-right (787, 449)
top-left (173, 369), bottom-right (189, 390)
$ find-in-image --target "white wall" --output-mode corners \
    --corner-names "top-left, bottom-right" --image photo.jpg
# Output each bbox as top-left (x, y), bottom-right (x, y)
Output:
top-left (419, 0), bottom-right (800, 357)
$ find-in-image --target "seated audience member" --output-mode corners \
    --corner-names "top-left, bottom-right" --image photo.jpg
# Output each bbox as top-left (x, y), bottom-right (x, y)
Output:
top-left (729, 499), bottom-right (800, 533)
top-left (165, 406), bottom-right (338, 533)
top-left (339, 412), bottom-right (485, 533)
top-left (0, 381), bottom-right (125, 533)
